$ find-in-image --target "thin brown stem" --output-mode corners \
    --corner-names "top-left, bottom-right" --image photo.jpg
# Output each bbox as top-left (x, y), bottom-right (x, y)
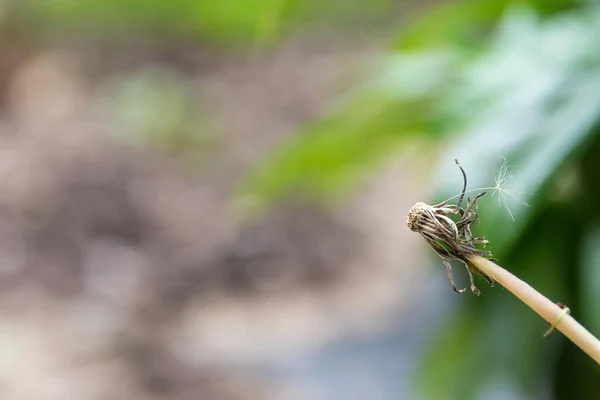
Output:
top-left (454, 159), bottom-right (467, 214)
top-left (466, 254), bottom-right (600, 365)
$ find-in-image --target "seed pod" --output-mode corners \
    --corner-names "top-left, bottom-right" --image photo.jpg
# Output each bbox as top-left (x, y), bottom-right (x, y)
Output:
top-left (407, 160), bottom-right (495, 295)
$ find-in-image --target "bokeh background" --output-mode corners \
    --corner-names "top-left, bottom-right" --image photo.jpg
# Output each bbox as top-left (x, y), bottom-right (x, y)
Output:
top-left (0, 0), bottom-right (598, 398)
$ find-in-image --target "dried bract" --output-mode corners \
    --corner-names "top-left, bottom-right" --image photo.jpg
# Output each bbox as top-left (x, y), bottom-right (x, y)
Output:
top-left (407, 159), bottom-right (495, 296)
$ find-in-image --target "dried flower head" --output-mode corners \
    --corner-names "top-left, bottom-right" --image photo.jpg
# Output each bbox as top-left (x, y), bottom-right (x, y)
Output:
top-left (407, 159), bottom-right (495, 296)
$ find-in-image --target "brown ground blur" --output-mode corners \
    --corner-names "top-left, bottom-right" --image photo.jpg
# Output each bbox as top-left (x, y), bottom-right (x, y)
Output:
top-left (0, 24), bottom-right (428, 399)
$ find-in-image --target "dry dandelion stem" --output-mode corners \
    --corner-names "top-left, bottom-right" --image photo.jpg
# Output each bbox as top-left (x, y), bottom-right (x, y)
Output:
top-left (467, 255), bottom-right (600, 365)
top-left (407, 159), bottom-right (600, 365)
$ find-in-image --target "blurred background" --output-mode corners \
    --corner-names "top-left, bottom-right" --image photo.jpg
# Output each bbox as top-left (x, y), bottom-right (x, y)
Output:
top-left (0, 0), bottom-right (598, 399)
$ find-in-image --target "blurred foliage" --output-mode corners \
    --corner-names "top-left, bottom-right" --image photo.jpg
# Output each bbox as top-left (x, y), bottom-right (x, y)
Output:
top-left (421, 6), bottom-right (600, 397)
top-left (101, 68), bottom-right (219, 162)
top-left (239, 0), bottom-right (600, 399)
top-left (13, 0), bottom-right (390, 45)
top-left (393, 0), bottom-right (580, 50)
top-left (239, 0), bottom-right (589, 211)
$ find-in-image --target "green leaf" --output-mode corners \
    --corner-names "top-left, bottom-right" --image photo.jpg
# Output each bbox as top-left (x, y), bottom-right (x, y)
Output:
top-left (579, 223), bottom-right (600, 334)
top-left (413, 310), bottom-right (488, 400)
top-left (238, 50), bottom-right (460, 212)
top-left (391, 0), bottom-right (580, 51)
top-left (391, 0), bottom-right (507, 51)
top-left (433, 5), bottom-right (600, 253)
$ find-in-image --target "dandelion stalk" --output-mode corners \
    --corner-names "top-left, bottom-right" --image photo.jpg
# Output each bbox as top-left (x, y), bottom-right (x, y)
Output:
top-left (408, 158), bottom-right (600, 365)
top-left (467, 254), bottom-right (600, 365)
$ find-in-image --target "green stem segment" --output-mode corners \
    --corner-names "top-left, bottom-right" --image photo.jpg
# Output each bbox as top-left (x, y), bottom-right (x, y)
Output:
top-left (466, 254), bottom-right (600, 365)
